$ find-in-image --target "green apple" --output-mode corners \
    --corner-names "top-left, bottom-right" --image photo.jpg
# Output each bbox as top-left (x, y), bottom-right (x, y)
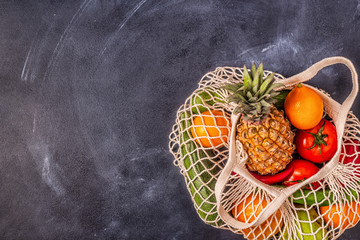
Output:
top-left (281, 208), bottom-right (327, 240)
top-left (190, 89), bottom-right (224, 114)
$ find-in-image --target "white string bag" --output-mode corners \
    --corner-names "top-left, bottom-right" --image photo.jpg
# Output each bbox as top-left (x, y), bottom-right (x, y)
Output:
top-left (169, 56), bottom-right (360, 240)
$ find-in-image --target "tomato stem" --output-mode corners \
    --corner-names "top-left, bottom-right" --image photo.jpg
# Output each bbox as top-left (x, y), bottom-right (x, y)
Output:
top-left (306, 121), bottom-right (328, 157)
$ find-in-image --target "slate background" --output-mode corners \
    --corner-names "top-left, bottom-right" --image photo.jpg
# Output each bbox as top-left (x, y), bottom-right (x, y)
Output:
top-left (0, 0), bottom-right (360, 239)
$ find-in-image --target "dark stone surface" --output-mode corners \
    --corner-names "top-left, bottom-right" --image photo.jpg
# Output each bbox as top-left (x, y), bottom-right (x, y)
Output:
top-left (0, 0), bottom-right (359, 239)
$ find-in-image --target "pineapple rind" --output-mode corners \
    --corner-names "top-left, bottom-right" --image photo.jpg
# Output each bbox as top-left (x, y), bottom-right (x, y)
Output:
top-left (237, 108), bottom-right (295, 175)
top-left (225, 63), bottom-right (295, 175)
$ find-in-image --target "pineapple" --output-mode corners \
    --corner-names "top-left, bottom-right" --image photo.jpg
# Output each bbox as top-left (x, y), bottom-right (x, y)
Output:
top-left (224, 63), bottom-right (295, 175)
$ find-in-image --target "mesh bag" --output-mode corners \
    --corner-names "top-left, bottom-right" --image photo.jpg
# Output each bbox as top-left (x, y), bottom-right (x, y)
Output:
top-left (169, 56), bottom-right (360, 240)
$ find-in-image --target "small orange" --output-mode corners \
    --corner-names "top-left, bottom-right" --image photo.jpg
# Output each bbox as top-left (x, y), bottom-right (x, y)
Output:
top-left (190, 110), bottom-right (230, 148)
top-left (284, 83), bottom-right (323, 130)
top-left (320, 201), bottom-right (360, 230)
top-left (232, 193), bottom-right (283, 240)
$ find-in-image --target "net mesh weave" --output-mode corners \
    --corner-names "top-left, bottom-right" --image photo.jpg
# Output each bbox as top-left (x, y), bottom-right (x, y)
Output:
top-left (169, 65), bottom-right (360, 240)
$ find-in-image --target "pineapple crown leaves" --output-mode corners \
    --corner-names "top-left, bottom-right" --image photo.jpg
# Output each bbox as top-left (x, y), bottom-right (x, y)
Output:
top-left (222, 63), bottom-right (284, 122)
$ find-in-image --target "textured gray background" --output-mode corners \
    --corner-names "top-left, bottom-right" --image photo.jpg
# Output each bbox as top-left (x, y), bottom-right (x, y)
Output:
top-left (0, 0), bottom-right (360, 239)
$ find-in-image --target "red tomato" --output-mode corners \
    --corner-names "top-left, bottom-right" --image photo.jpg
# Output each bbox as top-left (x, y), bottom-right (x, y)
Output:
top-left (295, 119), bottom-right (337, 163)
top-left (282, 159), bottom-right (321, 189)
top-left (340, 140), bottom-right (360, 164)
top-left (340, 140), bottom-right (360, 180)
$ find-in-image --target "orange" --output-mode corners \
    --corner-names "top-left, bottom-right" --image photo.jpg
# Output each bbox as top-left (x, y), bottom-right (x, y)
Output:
top-left (284, 83), bottom-right (323, 130)
top-left (320, 201), bottom-right (360, 230)
top-left (232, 193), bottom-right (283, 240)
top-left (321, 201), bottom-right (360, 229)
top-left (190, 110), bottom-right (230, 148)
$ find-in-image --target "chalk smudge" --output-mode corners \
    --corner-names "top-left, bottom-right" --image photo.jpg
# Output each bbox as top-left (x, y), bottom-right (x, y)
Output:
top-left (42, 0), bottom-right (94, 82)
top-left (21, 28), bottom-right (42, 83)
top-left (261, 44), bottom-right (276, 53)
top-left (353, 0), bottom-right (360, 19)
top-left (28, 139), bottom-right (66, 196)
top-left (100, 0), bottom-right (149, 56)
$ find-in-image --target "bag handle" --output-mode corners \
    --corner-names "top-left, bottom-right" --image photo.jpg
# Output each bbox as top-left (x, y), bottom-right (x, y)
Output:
top-left (281, 56), bottom-right (358, 127)
top-left (215, 56), bottom-right (359, 229)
